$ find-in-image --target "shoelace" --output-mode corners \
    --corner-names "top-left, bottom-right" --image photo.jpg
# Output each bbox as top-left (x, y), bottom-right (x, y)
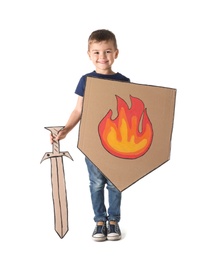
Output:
top-left (108, 224), bottom-right (118, 233)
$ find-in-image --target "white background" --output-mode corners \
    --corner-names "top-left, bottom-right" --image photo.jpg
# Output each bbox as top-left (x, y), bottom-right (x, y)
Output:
top-left (1, 0), bottom-right (215, 259)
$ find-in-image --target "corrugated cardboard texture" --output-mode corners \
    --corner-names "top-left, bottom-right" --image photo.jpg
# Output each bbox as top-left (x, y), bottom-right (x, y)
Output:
top-left (78, 77), bottom-right (176, 191)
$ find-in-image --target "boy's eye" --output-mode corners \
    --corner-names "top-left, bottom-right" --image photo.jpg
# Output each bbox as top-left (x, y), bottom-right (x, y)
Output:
top-left (92, 50), bottom-right (112, 55)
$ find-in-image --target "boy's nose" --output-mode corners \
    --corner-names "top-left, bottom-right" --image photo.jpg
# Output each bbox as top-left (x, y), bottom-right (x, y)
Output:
top-left (99, 52), bottom-right (106, 58)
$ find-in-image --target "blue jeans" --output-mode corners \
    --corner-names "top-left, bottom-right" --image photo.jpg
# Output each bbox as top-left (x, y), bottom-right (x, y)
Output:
top-left (85, 157), bottom-right (121, 223)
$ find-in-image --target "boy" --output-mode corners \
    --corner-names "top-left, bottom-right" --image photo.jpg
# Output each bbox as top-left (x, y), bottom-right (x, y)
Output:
top-left (52, 29), bottom-right (130, 241)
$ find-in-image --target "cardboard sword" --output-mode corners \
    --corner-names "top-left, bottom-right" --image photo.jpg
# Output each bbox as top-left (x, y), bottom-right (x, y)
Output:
top-left (41, 126), bottom-right (73, 238)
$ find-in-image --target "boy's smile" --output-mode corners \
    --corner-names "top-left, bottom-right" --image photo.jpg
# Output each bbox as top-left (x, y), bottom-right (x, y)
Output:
top-left (88, 40), bottom-right (119, 74)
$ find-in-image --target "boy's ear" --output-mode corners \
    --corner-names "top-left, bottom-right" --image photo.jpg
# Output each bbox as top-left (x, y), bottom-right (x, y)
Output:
top-left (115, 49), bottom-right (119, 59)
top-left (87, 51), bottom-right (91, 59)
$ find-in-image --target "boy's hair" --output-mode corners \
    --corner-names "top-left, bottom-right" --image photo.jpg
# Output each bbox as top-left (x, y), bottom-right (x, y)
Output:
top-left (88, 29), bottom-right (118, 50)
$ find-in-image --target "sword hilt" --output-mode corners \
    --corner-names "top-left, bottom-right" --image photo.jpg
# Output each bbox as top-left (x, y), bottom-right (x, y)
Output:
top-left (46, 126), bottom-right (63, 154)
top-left (40, 126), bottom-right (73, 163)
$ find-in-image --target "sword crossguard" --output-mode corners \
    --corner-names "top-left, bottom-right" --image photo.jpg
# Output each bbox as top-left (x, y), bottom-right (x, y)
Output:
top-left (41, 126), bottom-right (73, 163)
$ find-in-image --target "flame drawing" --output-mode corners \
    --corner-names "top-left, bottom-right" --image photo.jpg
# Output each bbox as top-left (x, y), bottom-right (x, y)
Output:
top-left (98, 95), bottom-right (153, 159)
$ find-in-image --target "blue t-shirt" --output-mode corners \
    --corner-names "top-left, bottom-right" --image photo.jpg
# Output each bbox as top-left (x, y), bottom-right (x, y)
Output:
top-left (75, 71), bottom-right (130, 97)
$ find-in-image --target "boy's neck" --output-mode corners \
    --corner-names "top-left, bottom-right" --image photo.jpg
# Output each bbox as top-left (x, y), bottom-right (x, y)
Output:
top-left (95, 69), bottom-right (115, 75)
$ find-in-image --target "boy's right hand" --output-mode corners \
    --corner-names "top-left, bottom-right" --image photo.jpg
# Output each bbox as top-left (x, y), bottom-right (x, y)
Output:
top-left (50, 128), bottom-right (68, 144)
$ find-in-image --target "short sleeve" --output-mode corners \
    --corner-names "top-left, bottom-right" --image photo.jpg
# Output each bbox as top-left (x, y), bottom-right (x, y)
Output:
top-left (75, 76), bottom-right (86, 97)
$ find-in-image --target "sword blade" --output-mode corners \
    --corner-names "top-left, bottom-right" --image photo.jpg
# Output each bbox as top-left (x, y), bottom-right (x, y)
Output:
top-left (50, 156), bottom-right (68, 238)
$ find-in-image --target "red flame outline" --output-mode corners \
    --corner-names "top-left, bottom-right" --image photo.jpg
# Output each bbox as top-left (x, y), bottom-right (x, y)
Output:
top-left (98, 95), bottom-right (153, 159)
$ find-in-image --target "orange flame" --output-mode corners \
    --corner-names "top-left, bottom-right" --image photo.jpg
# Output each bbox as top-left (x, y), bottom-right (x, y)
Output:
top-left (98, 95), bottom-right (153, 159)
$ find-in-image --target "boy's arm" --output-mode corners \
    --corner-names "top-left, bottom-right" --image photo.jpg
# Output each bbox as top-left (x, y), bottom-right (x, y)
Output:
top-left (51, 96), bottom-right (83, 142)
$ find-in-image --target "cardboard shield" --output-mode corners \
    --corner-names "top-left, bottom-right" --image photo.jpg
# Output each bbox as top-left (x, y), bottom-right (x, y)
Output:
top-left (78, 77), bottom-right (176, 191)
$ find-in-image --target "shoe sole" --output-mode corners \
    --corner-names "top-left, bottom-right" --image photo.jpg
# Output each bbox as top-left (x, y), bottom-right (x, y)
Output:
top-left (107, 235), bottom-right (121, 241)
top-left (92, 237), bottom-right (107, 242)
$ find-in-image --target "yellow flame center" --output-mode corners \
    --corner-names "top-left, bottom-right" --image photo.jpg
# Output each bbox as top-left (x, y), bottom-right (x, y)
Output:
top-left (107, 118), bottom-right (148, 154)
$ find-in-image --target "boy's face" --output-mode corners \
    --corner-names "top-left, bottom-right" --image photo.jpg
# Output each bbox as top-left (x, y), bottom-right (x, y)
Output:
top-left (88, 40), bottom-right (119, 74)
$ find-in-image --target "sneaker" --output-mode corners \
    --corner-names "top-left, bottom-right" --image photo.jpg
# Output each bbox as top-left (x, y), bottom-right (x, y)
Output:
top-left (107, 221), bottom-right (121, 241)
top-left (92, 221), bottom-right (107, 241)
